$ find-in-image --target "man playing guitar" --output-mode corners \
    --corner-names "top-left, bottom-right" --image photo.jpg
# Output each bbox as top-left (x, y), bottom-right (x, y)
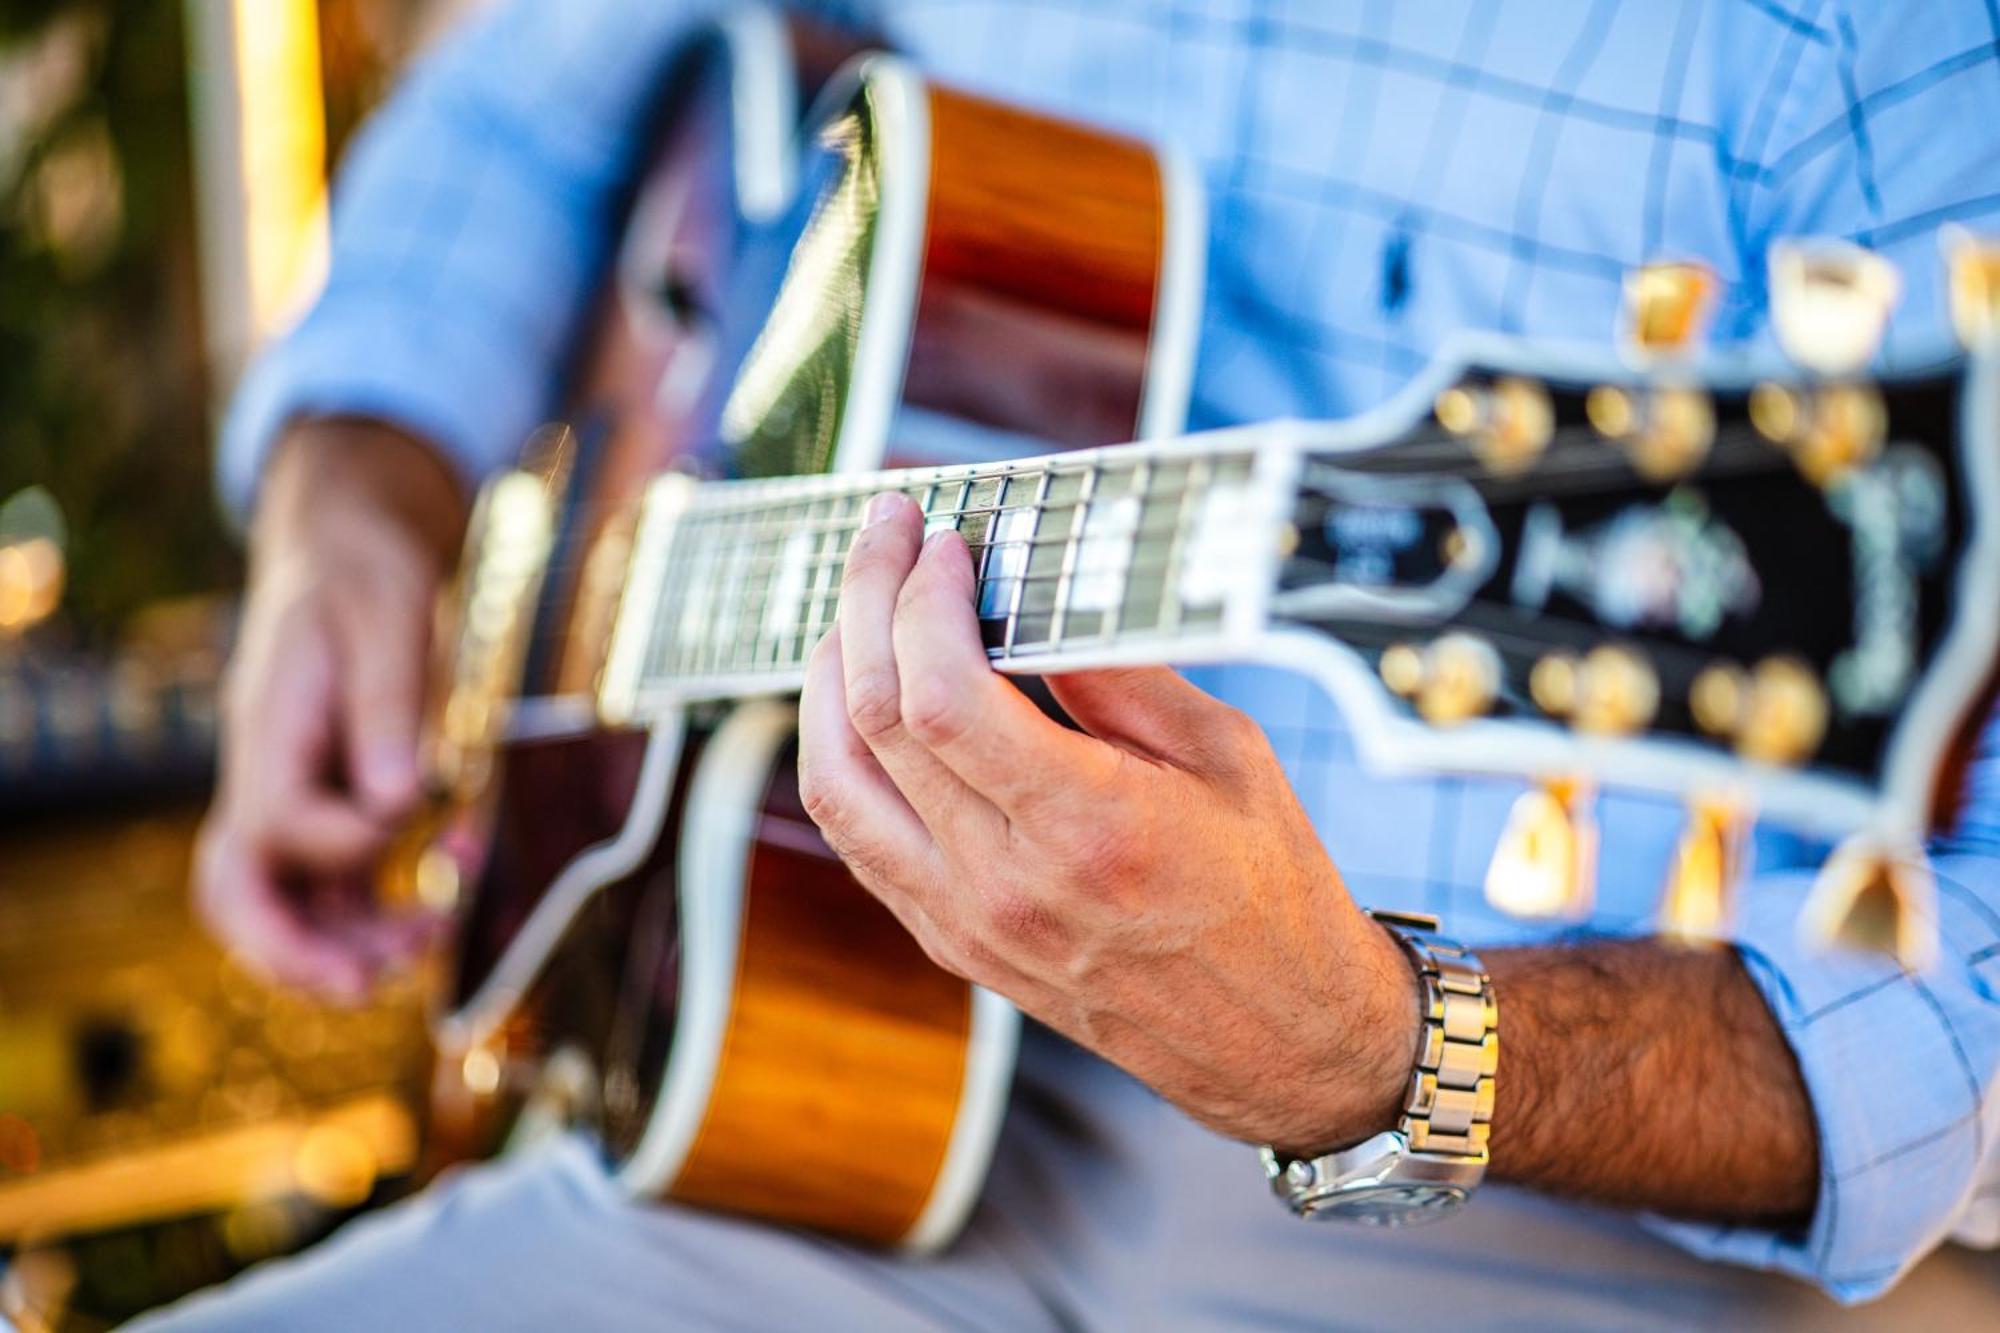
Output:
top-left (159, 1), bottom-right (2000, 1327)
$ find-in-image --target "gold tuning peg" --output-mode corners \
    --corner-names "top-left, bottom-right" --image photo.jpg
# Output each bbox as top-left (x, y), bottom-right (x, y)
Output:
top-left (1378, 634), bottom-right (1502, 728)
top-left (1485, 776), bottom-right (1597, 920)
top-left (1570, 644), bottom-right (1660, 737)
top-left (1586, 383), bottom-right (1715, 483)
top-left (1770, 239), bottom-right (1901, 377)
top-left (1735, 656), bottom-right (1829, 767)
top-left (1434, 377), bottom-right (1554, 477)
top-left (1621, 259), bottom-right (1718, 362)
top-left (1798, 834), bottom-right (1939, 971)
top-left (1943, 224), bottom-right (2000, 350)
top-left (1659, 794), bottom-right (1750, 945)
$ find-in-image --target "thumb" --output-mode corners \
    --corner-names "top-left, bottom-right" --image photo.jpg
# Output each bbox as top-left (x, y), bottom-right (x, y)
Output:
top-left (333, 589), bottom-right (429, 815)
top-left (1042, 667), bottom-right (1242, 767)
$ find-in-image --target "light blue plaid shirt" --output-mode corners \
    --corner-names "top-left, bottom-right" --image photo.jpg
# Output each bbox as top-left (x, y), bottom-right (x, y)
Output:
top-left (222, 0), bottom-right (2000, 1304)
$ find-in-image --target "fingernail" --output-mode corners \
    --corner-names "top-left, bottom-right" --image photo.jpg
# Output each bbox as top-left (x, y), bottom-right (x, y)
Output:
top-left (863, 492), bottom-right (905, 528)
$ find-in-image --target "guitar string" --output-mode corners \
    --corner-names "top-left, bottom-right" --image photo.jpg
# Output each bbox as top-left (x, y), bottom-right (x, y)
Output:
top-left (511, 418), bottom-right (1786, 590)
top-left (537, 423), bottom-right (1799, 678)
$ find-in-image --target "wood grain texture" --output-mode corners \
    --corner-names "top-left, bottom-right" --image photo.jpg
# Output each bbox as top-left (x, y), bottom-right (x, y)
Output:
top-left (899, 85), bottom-right (1165, 452)
top-left (664, 764), bottom-right (973, 1244)
top-left (923, 85), bottom-right (1162, 331)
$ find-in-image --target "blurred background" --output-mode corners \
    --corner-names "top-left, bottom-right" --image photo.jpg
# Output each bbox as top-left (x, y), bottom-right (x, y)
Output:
top-left (1, 3), bottom-right (482, 1326)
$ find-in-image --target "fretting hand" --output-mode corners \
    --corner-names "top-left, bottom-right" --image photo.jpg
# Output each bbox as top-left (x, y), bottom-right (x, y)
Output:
top-left (797, 492), bottom-right (1419, 1152)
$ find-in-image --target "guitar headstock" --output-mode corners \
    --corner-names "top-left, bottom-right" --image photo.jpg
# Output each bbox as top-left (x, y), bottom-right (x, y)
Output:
top-left (1271, 241), bottom-right (2000, 968)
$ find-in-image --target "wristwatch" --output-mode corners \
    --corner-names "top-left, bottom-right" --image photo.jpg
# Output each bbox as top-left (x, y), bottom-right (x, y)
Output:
top-left (1261, 909), bottom-right (1497, 1226)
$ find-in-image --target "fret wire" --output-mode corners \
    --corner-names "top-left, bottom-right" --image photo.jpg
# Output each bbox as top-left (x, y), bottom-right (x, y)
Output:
top-left (652, 520), bottom-right (699, 685)
top-left (1160, 453), bottom-right (1209, 638)
top-left (740, 499), bottom-right (781, 674)
top-left (650, 541), bottom-right (1267, 685)
top-left (710, 502), bottom-right (759, 678)
top-left (1001, 468), bottom-right (1049, 658)
top-left (952, 475), bottom-right (974, 533)
top-left (1048, 462), bottom-right (1099, 652)
top-left (766, 497), bottom-right (805, 672)
top-left (638, 448), bottom-right (1286, 693)
top-left (697, 511), bottom-right (1217, 577)
top-left (673, 517), bottom-right (720, 681)
top-left (1104, 456), bottom-right (1151, 643)
top-left (797, 492), bottom-right (839, 667)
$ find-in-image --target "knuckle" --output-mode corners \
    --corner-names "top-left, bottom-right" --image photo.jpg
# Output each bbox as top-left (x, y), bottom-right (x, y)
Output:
top-left (900, 675), bottom-right (969, 748)
top-left (1061, 818), bottom-right (1145, 878)
top-left (844, 668), bottom-right (904, 740)
top-left (979, 886), bottom-right (1059, 948)
top-left (797, 769), bottom-right (847, 832)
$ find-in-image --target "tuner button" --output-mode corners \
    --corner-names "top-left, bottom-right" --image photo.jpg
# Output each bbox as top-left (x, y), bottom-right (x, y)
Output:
top-left (1800, 834), bottom-right (1938, 971)
top-left (1689, 662), bottom-right (1749, 739)
top-left (1439, 524), bottom-right (1483, 570)
top-left (1585, 386), bottom-right (1636, 440)
top-left (1749, 381), bottom-right (1803, 448)
top-left (1659, 794), bottom-right (1747, 946)
top-left (1436, 380), bottom-right (1553, 476)
top-left (1630, 386), bottom-right (1716, 483)
top-left (1434, 386), bottom-right (1481, 436)
top-left (1621, 259), bottom-right (1718, 361)
top-left (1572, 644), bottom-right (1660, 736)
top-left (1417, 633), bottom-right (1501, 727)
top-left (1944, 224), bottom-right (2000, 351)
top-left (1379, 642), bottom-right (1426, 698)
top-left (1529, 652), bottom-right (1579, 718)
top-left (1736, 656), bottom-right (1829, 766)
top-left (1791, 384), bottom-right (1887, 488)
top-left (1485, 776), bottom-right (1596, 920)
top-left (1770, 240), bottom-right (1901, 377)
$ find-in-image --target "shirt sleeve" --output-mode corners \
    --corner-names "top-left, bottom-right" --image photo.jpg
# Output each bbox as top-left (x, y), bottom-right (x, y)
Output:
top-left (215, 0), bottom-right (714, 517)
top-left (1654, 4), bottom-right (2000, 1300)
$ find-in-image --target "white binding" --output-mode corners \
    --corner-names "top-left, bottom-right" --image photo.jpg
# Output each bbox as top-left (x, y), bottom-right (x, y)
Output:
top-left (615, 699), bottom-right (793, 1197)
top-left (437, 7), bottom-right (801, 1045)
top-left (1138, 141), bottom-right (1205, 441)
top-left (822, 54), bottom-right (931, 475)
top-left (1874, 344), bottom-right (2000, 839)
top-left (717, 3), bottom-right (796, 221)
top-left (805, 55), bottom-right (1022, 1247)
top-left (901, 987), bottom-right (1022, 1253)
top-left (439, 714), bottom-right (685, 1048)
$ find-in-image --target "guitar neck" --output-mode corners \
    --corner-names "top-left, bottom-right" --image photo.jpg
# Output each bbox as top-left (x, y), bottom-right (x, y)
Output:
top-left (597, 433), bottom-right (1298, 721)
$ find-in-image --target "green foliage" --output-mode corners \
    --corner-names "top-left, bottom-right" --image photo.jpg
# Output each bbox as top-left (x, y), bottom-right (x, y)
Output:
top-left (0, 1), bottom-right (239, 640)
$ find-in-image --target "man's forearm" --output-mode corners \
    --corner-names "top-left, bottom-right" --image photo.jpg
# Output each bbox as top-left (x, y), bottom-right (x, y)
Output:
top-left (1484, 940), bottom-right (1818, 1226)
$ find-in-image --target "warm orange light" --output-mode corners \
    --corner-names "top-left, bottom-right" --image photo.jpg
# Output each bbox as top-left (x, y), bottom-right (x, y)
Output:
top-left (0, 537), bottom-right (66, 634)
top-left (231, 0), bottom-right (329, 338)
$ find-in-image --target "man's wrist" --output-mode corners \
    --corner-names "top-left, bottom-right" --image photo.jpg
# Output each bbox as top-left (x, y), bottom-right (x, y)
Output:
top-left (1266, 912), bottom-right (1424, 1157)
top-left (256, 417), bottom-right (470, 572)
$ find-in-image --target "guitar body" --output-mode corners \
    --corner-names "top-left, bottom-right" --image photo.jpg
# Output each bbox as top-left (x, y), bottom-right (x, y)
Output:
top-left (417, 37), bottom-right (1203, 1250)
top-left (419, 8), bottom-right (849, 1164)
top-left (419, 19), bottom-right (1999, 1258)
top-left (592, 59), bottom-right (1203, 1249)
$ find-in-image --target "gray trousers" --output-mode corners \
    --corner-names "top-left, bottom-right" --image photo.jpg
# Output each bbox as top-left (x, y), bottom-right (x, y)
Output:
top-left (136, 1027), bottom-right (1995, 1330)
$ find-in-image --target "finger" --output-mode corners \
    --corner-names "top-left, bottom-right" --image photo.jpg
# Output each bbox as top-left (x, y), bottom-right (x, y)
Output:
top-left (798, 627), bottom-right (938, 899)
top-left (222, 607), bottom-right (339, 823)
top-left (304, 875), bottom-right (447, 977)
top-left (194, 821), bottom-right (370, 1002)
top-left (1043, 668), bottom-right (1253, 770)
top-left (836, 495), bottom-right (999, 838)
top-left (331, 584), bottom-right (427, 815)
top-left (890, 530), bottom-right (1120, 823)
top-left (257, 794), bottom-right (395, 873)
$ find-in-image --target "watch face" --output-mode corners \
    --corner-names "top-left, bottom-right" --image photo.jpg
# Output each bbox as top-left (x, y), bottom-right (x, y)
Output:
top-left (1307, 1182), bottom-right (1468, 1227)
